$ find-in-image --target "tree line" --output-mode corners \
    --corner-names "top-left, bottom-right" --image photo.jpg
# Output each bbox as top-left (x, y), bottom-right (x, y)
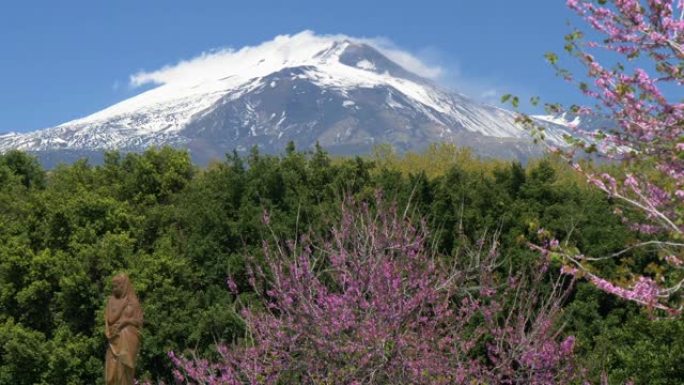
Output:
top-left (0, 144), bottom-right (681, 384)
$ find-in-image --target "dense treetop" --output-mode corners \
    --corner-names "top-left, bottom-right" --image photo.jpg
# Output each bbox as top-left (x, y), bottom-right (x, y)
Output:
top-left (0, 145), bottom-right (681, 384)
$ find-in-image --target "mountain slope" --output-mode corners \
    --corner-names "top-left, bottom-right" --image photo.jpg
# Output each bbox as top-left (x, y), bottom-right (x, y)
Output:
top-left (0, 31), bottom-right (575, 165)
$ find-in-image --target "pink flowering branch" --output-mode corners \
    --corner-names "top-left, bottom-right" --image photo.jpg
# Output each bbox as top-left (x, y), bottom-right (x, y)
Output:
top-left (529, 242), bottom-right (681, 315)
top-left (509, 0), bottom-right (684, 312)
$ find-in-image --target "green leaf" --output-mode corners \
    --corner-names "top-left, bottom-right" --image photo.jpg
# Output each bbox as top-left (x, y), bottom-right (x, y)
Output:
top-left (544, 52), bottom-right (559, 65)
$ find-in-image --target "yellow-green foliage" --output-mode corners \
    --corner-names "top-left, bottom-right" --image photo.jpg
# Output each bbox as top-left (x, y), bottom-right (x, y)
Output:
top-left (367, 143), bottom-right (506, 178)
top-left (364, 143), bottom-right (588, 188)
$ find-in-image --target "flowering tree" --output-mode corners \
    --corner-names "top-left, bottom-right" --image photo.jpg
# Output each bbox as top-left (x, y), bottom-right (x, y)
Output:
top-left (168, 197), bottom-right (579, 385)
top-left (514, 0), bottom-right (684, 314)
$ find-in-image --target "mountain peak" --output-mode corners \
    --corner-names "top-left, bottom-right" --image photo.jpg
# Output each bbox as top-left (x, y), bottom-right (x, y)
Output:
top-left (41, 32), bottom-right (439, 137)
top-left (0, 31), bottom-right (575, 165)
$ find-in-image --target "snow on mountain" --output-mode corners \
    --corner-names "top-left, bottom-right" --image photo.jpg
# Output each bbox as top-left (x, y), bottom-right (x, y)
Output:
top-left (533, 114), bottom-right (580, 128)
top-left (0, 132), bottom-right (18, 139)
top-left (0, 31), bottom-right (576, 164)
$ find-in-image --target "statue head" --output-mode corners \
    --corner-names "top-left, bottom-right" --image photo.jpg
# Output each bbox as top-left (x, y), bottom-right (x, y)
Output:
top-left (111, 273), bottom-right (131, 299)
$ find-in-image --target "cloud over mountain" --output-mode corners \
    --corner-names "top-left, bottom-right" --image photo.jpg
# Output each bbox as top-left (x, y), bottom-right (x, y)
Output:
top-left (130, 31), bottom-right (443, 88)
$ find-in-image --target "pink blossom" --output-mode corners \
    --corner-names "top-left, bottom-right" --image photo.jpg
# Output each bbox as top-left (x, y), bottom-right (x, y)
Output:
top-left (226, 277), bottom-right (239, 294)
top-left (171, 199), bottom-right (580, 384)
top-left (665, 255), bottom-right (683, 267)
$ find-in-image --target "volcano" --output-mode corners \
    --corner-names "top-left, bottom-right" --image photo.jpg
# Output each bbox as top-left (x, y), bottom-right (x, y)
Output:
top-left (0, 31), bottom-right (576, 165)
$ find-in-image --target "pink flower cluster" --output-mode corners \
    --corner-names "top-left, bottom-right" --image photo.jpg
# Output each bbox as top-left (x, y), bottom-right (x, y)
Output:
top-left (563, 266), bottom-right (666, 309)
top-left (591, 275), bottom-right (659, 306)
top-left (169, 200), bottom-right (580, 384)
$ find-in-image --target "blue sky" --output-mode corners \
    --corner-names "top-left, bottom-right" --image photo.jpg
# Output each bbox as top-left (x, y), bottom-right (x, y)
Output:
top-left (0, 0), bottom-right (583, 133)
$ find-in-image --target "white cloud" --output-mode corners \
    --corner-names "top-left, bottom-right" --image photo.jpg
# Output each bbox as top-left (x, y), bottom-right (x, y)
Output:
top-left (129, 30), bottom-right (444, 88)
top-left (479, 89), bottom-right (501, 104)
top-left (354, 36), bottom-right (444, 79)
top-left (126, 30), bottom-right (531, 109)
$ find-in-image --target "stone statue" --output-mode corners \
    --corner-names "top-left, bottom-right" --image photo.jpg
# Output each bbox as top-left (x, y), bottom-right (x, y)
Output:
top-left (105, 273), bottom-right (143, 385)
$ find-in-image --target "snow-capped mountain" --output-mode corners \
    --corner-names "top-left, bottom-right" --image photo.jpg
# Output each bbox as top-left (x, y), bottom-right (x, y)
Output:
top-left (0, 31), bottom-right (577, 165)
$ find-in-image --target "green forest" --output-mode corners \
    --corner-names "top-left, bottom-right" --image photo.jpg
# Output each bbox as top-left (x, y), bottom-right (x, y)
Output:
top-left (0, 144), bottom-right (682, 384)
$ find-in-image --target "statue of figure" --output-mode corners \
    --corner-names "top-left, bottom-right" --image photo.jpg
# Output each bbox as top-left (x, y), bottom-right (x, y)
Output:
top-left (105, 273), bottom-right (143, 385)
